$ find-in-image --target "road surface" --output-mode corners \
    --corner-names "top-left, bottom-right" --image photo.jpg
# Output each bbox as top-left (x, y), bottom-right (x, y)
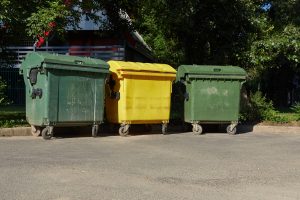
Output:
top-left (0, 131), bottom-right (299, 200)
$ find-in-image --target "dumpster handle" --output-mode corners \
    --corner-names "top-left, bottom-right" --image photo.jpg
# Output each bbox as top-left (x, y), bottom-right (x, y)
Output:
top-left (31, 88), bottom-right (43, 99)
top-left (110, 91), bottom-right (120, 100)
top-left (26, 70), bottom-right (33, 92)
top-left (180, 78), bottom-right (185, 84)
top-left (107, 75), bottom-right (120, 100)
top-left (74, 60), bottom-right (83, 65)
top-left (26, 68), bottom-right (43, 99)
top-left (184, 92), bottom-right (189, 101)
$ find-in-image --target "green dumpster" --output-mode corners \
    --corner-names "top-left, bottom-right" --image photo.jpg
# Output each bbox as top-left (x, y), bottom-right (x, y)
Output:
top-left (176, 65), bottom-right (246, 135)
top-left (20, 52), bottom-right (109, 139)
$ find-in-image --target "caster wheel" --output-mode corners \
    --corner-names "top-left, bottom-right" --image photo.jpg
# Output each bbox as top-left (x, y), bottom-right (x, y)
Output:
top-left (119, 124), bottom-right (129, 136)
top-left (226, 125), bottom-right (237, 135)
top-left (192, 124), bottom-right (203, 135)
top-left (162, 124), bottom-right (168, 135)
top-left (31, 125), bottom-right (41, 137)
top-left (92, 125), bottom-right (99, 137)
top-left (42, 126), bottom-right (53, 140)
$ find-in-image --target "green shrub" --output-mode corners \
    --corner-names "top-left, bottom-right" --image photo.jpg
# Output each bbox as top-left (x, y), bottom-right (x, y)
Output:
top-left (291, 102), bottom-right (300, 121)
top-left (0, 76), bottom-right (8, 105)
top-left (0, 106), bottom-right (27, 128)
top-left (240, 91), bottom-right (289, 123)
top-left (0, 119), bottom-right (28, 128)
top-left (291, 102), bottom-right (300, 114)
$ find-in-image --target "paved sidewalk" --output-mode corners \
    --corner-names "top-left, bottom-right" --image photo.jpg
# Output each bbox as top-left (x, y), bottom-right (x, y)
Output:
top-left (0, 132), bottom-right (299, 200)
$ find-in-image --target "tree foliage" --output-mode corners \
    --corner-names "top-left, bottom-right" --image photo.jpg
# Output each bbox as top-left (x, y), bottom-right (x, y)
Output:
top-left (26, 1), bottom-right (70, 37)
top-left (132, 0), bottom-right (260, 65)
top-left (240, 0), bottom-right (300, 77)
top-left (132, 0), bottom-right (299, 70)
top-left (0, 0), bottom-right (299, 73)
top-left (0, 0), bottom-right (136, 44)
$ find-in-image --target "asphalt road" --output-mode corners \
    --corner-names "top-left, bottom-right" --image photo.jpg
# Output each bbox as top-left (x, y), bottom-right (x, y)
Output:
top-left (0, 131), bottom-right (299, 200)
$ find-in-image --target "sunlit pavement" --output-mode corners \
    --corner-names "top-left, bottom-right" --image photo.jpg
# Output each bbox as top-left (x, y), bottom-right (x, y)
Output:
top-left (0, 131), bottom-right (299, 200)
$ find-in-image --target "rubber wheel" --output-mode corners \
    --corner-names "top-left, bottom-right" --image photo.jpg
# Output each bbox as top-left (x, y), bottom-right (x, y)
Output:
top-left (192, 124), bottom-right (203, 135)
top-left (226, 125), bottom-right (237, 135)
top-left (119, 125), bottom-right (129, 136)
top-left (42, 127), bottom-right (53, 140)
top-left (162, 124), bottom-right (167, 135)
top-left (31, 125), bottom-right (41, 137)
top-left (92, 125), bottom-right (99, 137)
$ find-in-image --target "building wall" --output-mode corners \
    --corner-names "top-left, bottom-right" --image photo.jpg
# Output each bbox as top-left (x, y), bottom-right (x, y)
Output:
top-left (0, 30), bottom-right (153, 106)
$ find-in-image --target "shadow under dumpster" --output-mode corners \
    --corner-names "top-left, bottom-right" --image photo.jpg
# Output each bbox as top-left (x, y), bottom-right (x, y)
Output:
top-left (51, 123), bottom-right (254, 139)
top-left (170, 123), bottom-right (253, 135)
top-left (52, 124), bottom-right (185, 139)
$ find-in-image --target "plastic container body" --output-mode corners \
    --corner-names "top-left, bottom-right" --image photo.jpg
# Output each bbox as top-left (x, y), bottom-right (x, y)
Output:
top-left (20, 52), bottom-right (109, 138)
top-left (105, 61), bottom-right (176, 135)
top-left (176, 65), bottom-right (246, 134)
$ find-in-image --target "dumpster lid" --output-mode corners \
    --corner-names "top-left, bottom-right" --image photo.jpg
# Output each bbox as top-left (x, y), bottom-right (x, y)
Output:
top-left (108, 61), bottom-right (176, 74)
top-left (176, 65), bottom-right (246, 81)
top-left (22, 52), bottom-right (109, 70)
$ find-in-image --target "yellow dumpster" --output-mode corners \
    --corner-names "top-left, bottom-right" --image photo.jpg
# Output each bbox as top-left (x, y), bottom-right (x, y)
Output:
top-left (106, 61), bottom-right (177, 136)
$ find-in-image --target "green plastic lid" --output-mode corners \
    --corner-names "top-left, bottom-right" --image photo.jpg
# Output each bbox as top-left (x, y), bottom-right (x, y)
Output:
top-left (21, 52), bottom-right (109, 71)
top-left (176, 65), bottom-right (246, 81)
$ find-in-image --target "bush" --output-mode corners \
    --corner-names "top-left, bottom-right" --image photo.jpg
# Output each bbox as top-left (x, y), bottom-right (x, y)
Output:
top-left (291, 102), bottom-right (300, 114)
top-left (240, 91), bottom-right (289, 123)
top-left (291, 102), bottom-right (300, 121)
top-left (0, 119), bottom-right (28, 128)
top-left (0, 76), bottom-right (8, 105)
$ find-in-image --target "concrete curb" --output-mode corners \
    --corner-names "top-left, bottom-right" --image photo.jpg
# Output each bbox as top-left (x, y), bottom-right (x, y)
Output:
top-left (238, 125), bottom-right (300, 134)
top-left (0, 127), bottom-right (31, 137)
top-left (0, 125), bottom-right (299, 137)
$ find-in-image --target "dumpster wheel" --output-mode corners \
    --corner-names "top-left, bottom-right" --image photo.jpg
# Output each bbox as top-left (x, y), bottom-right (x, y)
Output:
top-left (42, 126), bottom-right (54, 140)
top-left (162, 123), bottom-right (168, 135)
top-left (92, 125), bottom-right (99, 137)
top-left (119, 124), bottom-right (130, 136)
top-left (31, 125), bottom-right (41, 137)
top-left (226, 125), bottom-right (237, 135)
top-left (192, 124), bottom-right (203, 135)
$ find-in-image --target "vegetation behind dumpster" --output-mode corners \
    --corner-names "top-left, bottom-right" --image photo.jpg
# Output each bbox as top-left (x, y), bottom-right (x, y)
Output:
top-left (0, 105), bottom-right (27, 128)
top-left (0, 76), bottom-right (27, 128)
top-left (0, 0), bottom-right (299, 126)
top-left (291, 102), bottom-right (300, 117)
top-left (240, 91), bottom-right (300, 124)
top-left (0, 76), bottom-right (8, 105)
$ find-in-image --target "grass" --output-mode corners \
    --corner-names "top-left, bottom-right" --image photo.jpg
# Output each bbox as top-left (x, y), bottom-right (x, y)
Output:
top-left (0, 106), bottom-right (28, 128)
top-left (277, 107), bottom-right (300, 121)
top-left (258, 107), bottom-right (300, 126)
top-left (277, 112), bottom-right (300, 121)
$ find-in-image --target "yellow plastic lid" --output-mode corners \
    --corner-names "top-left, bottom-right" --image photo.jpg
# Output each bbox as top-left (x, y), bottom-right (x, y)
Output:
top-left (108, 61), bottom-right (176, 74)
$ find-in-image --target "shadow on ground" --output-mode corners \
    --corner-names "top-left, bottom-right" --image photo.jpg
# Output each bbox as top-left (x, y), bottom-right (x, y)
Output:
top-left (52, 123), bottom-right (253, 139)
top-left (53, 124), bottom-right (185, 139)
